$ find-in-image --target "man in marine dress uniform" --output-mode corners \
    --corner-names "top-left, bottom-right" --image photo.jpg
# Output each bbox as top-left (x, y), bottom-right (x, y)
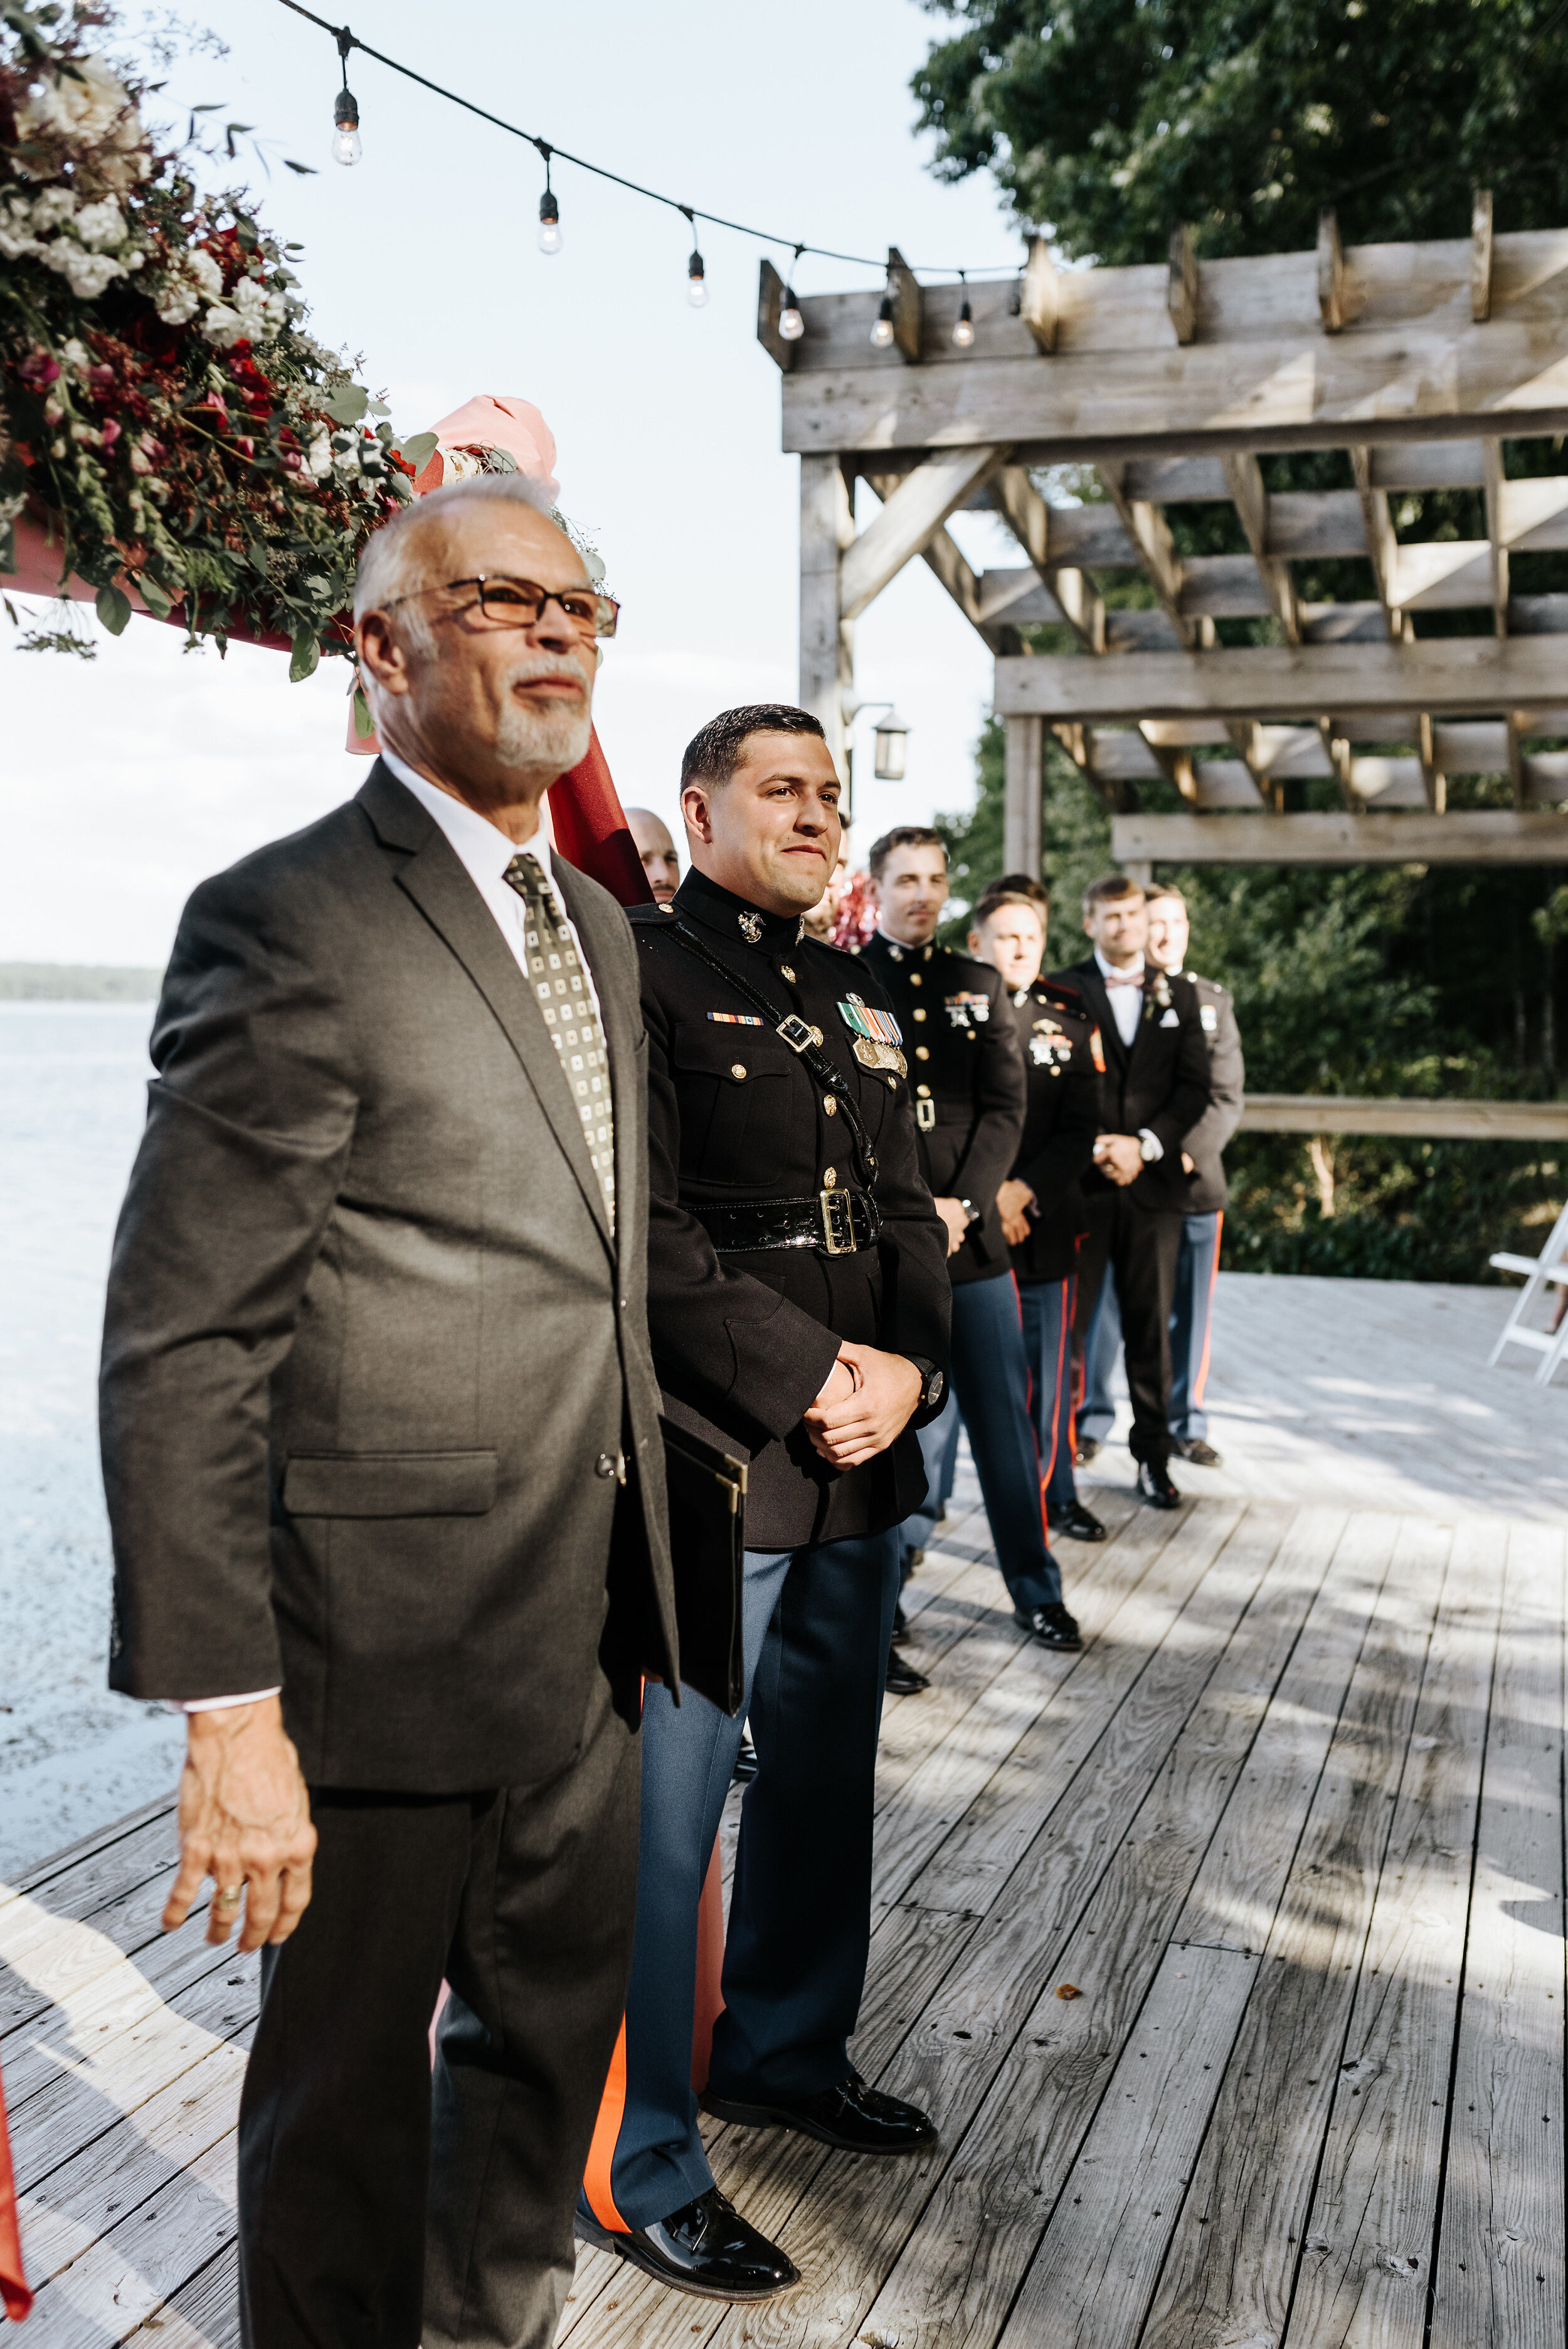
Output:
top-left (858, 830), bottom-right (1080, 1655)
top-left (1060, 874), bottom-right (1212, 1510)
top-left (578, 708), bottom-right (950, 2302)
top-left (1079, 886), bottom-right (1244, 1467)
top-left (965, 878), bottom-right (1107, 1545)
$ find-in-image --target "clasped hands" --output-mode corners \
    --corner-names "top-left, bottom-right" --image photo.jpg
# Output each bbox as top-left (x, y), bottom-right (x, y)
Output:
top-left (1093, 1132), bottom-right (1145, 1187)
top-left (803, 1341), bottom-right (922, 1470)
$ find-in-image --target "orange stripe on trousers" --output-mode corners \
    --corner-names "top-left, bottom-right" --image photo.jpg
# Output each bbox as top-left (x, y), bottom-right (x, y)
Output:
top-left (1190, 1212), bottom-right (1222, 1409)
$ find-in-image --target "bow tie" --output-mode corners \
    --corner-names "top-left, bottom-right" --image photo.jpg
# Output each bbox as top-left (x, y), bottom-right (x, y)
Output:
top-left (1103, 967), bottom-right (1146, 989)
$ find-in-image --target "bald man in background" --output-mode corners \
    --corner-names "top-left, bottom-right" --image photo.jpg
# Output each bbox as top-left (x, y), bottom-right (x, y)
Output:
top-left (627, 807), bottom-right (681, 906)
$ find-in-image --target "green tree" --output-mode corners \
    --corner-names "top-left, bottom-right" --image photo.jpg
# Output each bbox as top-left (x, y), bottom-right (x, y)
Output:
top-left (912, 0), bottom-right (1568, 262)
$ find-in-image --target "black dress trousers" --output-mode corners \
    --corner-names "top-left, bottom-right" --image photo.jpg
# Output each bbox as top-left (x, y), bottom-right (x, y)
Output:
top-left (1074, 1190), bottom-right (1184, 1466)
top-left (237, 1666), bottom-right (640, 2349)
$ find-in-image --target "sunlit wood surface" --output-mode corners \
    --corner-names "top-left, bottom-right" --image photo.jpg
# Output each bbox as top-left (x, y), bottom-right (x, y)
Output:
top-left (4, 1273), bottom-right (1562, 2347)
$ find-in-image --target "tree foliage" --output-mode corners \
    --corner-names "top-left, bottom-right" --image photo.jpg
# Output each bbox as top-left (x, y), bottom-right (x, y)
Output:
top-left (912, 0), bottom-right (1568, 262)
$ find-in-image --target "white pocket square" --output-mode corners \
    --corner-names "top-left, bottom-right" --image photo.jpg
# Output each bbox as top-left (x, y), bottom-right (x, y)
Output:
top-left (1160, 1007), bottom-right (1180, 1027)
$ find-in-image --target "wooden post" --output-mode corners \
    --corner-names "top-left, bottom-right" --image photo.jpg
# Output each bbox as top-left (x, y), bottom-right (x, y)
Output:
top-left (1167, 225), bottom-right (1199, 346)
top-left (886, 246), bottom-right (923, 366)
top-left (799, 455), bottom-right (854, 800)
top-left (1020, 236), bottom-right (1059, 353)
top-left (1471, 189), bottom-right (1494, 323)
top-left (1003, 714), bottom-right (1045, 877)
top-left (1316, 207), bottom-right (1346, 332)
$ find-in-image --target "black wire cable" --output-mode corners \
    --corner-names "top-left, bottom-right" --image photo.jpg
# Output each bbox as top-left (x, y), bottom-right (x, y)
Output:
top-left (272, 0), bottom-right (1021, 282)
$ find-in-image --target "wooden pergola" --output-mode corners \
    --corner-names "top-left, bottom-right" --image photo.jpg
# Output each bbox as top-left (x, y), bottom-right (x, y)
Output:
top-left (758, 208), bottom-right (1568, 885)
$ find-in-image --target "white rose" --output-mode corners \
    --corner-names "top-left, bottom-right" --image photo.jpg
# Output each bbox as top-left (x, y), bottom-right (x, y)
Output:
top-left (0, 218), bottom-right (38, 260)
top-left (61, 337), bottom-right (91, 371)
top-left (199, 302), bottom-right (246, 349)
top-left (231, 276), bottom-right (269, 324)
top-left (20, 55), bottom-right (135, 146)
top-left (41, 243), bottom-right (126, 299)
top-left (154, 284), bottom-right (201, 326)
top-left (306, 433), bottom-right (334, 479)
top-left (188, 249), bottom-right (225, 299)
top-left (30, 186), bottom-right (77, 231)
top-left (74, 198), bottom-right (128, 252)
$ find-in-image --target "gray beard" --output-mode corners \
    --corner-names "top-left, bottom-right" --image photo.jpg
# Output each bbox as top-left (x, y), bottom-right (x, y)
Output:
top-left (493, 658), bottom-right (593, 775)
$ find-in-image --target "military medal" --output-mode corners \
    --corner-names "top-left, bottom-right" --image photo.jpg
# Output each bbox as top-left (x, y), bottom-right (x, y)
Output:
top-left (837, 992), bottom-right (908, 1078)
top-left (738, 910), bottom-right (763, 944)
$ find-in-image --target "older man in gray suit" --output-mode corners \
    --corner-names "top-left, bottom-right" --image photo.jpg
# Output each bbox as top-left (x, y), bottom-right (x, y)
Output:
top-left (99, 474), bottom-right (677, 2349)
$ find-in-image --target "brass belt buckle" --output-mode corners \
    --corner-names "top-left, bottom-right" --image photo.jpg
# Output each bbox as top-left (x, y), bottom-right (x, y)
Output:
top-left (819, 1188), bottom-right (855, 1254)
top-left (916, 1098), bottom-right (936, 1133)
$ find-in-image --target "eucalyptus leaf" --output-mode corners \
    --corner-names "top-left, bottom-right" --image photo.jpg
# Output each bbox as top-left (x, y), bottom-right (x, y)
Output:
top-left (366, 398), bottom-right (390, 418)
top-left (352, 684), bottom-right (376, 740)
top-left (321, 384), bottom-right (369, 427)
top-left (396, 432), bottom-right (439, 472)
top-left (95, 583), bottom-right (132, 635)
top-left (290, 627), bottom-right (320, 683)
top-left (139, 577), bottom-right (172, 620)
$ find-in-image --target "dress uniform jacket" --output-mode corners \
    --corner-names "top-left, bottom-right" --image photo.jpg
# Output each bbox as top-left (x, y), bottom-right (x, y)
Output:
top-left (1055, 957), bottom-right (1212, 1209)
top-left (1176, 973), bottom-right (1245, 1212)
top-left (1003, 974), bottom-right (1103, 1282)
top-left (854, 933), bottom-right (1025, 1286)
top-left (635, 869), bottom-right (951, 1552)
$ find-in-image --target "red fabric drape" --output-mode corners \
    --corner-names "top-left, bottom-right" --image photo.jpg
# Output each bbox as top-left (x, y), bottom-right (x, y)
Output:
top-left (549, 729), bottom-right (653, 909)
top-left (0, 2063), bottom-right (31, 2323)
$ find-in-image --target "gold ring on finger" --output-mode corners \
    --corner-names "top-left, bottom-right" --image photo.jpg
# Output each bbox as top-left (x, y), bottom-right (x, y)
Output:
top-left (215, 1885), bottom-right (244, 1910)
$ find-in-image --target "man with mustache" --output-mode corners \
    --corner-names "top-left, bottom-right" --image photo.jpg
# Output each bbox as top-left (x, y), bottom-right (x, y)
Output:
top-left (99, 474), bottom-right (677, 2349)
top-left (578, 706), bottom-right (950, 2301)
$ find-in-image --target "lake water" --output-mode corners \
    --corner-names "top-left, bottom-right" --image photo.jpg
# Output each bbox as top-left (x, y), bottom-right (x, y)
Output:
top-left (0, 1002), bottom-right (184, 1878)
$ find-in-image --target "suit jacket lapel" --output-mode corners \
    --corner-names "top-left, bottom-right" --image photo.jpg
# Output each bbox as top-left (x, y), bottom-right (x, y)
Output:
top-left (360, 766), bottom-right (613, 1250)
top-left (1073, 958), bottom-right (1129, 1073)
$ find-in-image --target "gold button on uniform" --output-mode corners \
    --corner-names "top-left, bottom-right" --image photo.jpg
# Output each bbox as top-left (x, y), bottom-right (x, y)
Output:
top-left (731, 1063), bottom-right (747, 1079)
top-left (916, 1046), bottom-right (930, 1060)
top-left (823, 1095), bottom-right (837, 1115)
top-left (780, 963), bottom-right (797, 982)
top-left (913, 1007), bottom-right (926, 1022)
top-left (917, 1083), bottom-right (931, 1096)
top-left (909, 973), bottom-right (921, 986)
top-left (823, 1167), bottom-right (837, 1187)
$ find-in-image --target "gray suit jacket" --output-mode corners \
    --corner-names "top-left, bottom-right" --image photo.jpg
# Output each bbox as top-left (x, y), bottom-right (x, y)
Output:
top-left (100, 763), bottom-right (678, 1791)
top-left (1180, 975), bottom-right (1245, 1214)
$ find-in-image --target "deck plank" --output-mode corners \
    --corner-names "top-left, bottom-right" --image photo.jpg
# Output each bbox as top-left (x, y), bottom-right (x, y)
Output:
top-left (1429, 1520), bottom-right (1567, 2349)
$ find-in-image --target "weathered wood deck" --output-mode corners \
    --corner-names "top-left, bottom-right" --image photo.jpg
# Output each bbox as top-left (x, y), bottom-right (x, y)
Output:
top-left (4, 1275), bottom-right (1564, 2347)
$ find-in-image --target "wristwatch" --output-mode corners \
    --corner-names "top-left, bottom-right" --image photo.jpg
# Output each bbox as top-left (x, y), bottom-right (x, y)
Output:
top-left (960, 1198), bottom-right (980, 1226)
top-left (903, 1356), bottom-right (946, 1410)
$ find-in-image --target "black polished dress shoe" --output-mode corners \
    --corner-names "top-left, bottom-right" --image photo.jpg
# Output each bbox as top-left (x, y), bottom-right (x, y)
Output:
top-left (886, 1648), bottom-right (930, 1695)
top-left (702, 2075), bottom-right (936, 2154)
top-left (1074, 1436), bottom-right (1103, 1466)
top-left (731, 1729), bottom-right (758, 1785)
top-left (577, 2185), bottom-right (797, 2301)
top-left (1173, 1436), bottom-right (1223, 1468)
top-left (1049, 1500), bottom-right (1107, 1543)
top-left (1013, 1601), bottom-right (1083, 1652)
top-left (1136, 1459), bottom-right (1182, 1509)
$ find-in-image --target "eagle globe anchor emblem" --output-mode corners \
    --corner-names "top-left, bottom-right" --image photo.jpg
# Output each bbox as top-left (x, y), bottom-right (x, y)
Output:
top-left (738, 910), bottom-right (764, 943)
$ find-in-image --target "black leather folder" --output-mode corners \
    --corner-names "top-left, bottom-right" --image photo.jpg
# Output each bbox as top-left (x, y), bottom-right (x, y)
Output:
top-left (659, 1416), bottom-right (748, 1716)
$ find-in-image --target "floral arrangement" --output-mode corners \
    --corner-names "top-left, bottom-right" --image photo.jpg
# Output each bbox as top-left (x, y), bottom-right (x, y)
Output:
top-left (0, 0), bottom-right (436, 676)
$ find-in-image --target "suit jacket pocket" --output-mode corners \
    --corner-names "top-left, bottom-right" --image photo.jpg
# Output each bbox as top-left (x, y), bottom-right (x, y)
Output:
top-left (282, 1450), bottom-right (499, 1517)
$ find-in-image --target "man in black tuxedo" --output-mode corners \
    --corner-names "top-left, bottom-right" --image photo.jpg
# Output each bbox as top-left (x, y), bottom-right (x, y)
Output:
top-left (100, 475), bottom-right (678, 2349)
top-left (1059, 873), bottom-right (1212, 1509)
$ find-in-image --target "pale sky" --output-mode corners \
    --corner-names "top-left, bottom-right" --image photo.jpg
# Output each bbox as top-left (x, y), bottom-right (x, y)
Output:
top-left (2, 0), bottom-right (1028, 967)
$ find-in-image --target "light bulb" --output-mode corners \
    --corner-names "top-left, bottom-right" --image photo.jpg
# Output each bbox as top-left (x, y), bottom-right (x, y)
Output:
top-left (332, 87), bottom-right (360, 166)
top-left (778, 294), bottom-right (804, 341)
top-left (871, 294), bottom-right (895, 349)
top-left (538, 191), bottom-right (561, 255)
top-left (687, 249), bottom-right (707, 307)
top-left (951, 299), bottom-right (974, 349)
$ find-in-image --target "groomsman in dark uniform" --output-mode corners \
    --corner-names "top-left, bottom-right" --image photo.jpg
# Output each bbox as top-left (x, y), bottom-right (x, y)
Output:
top-left (578, 709), bottom-right (950, 2303)
top-left (1060, 874), bottom-right (1212, 1510)
top-left (966, 878), bottom-right (1106, 1544)
top-left (858, 831), bottom-right (1079, 1653)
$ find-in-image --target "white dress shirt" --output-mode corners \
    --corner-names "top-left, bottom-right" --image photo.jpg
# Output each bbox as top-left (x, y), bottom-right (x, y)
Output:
top-left (180, 753), bottom-right (608, 1714)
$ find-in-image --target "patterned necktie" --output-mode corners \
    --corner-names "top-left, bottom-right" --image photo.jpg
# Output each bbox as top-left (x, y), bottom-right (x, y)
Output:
top-left (503, 851), bottom-right (615, 1233)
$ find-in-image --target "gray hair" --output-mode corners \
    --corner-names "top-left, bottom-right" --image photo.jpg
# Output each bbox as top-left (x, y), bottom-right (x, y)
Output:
top-left (353, 472), bottom-right (561, 653)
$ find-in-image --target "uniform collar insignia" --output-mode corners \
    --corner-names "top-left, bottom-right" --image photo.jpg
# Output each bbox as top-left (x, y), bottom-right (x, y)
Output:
top-left (672, 867), bottom-right (804, 954)
top-left (738, 909), bottom-right (763, 943)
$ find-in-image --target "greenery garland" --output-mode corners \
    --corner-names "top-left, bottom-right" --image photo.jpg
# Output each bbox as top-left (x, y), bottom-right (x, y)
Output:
top-left (0, 0), bottom-right (437, 677)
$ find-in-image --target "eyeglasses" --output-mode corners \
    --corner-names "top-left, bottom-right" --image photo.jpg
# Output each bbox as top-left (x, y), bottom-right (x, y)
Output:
top-left (386, 573), bottom-right (620, 639)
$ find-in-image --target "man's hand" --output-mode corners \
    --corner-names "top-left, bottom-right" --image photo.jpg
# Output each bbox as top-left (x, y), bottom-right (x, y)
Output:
top-left (933, 1197), bottom-right (970, 1257)
top-left (1181, 1150), bottom-right (1195, 1174)
top-left (803, 1342), bottom-right (923, 1470)
top-left (997, 1178), bottom-right (1036, 1247)
top-left (1093, 1133), bottom-right (1144, 1188)
top-left (164, 1697), bottom-right (317, 1954)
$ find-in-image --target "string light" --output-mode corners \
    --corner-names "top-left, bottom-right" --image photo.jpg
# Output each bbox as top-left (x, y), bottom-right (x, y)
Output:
top-left (870, 291), bottom-right (895, 349)
top-left (331, 28), bottom-right (360, 165)
top-left (951, 270), bottom-right (974, 349)
top-left (681, 208), bottom-right (707, 307)
top-left (778, 242), bottom-right (805, 341)
top-left (536, 146), bottom-right (561, 254)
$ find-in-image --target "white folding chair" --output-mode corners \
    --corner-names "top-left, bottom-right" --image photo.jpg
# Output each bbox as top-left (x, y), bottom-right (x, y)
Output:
top-left (1489, 1197), bottom-right (1568, 1387)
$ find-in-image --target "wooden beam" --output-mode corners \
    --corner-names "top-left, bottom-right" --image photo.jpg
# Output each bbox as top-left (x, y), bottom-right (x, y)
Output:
top-left (1098, 459), bottom-right (1205, 649)
top-left (839, 445), bottom-right (1008, 620)
top-left (1349, 445), bottom-right (1405, 638)
top-left (1317, 208), bottom-right (1347, 332)
top-left (995, 634), bottom-right (1568, 721)
top-left (1020, 237), bottom-right (1059, 354)
top-left (1239, 1094), bottom-right (1568, 1142)
top-left (1222, 452), bottom-right (1301, 641)
top-left (1109, 809), bottom-right (1568, 865)
top-left (1471, 189), bottom-right (1494, 324)
top-left (799, 455), bottom-right (855, 781)
top-left (1417, 711), bottom-right (1446, 812)
top-left (988, 466), bottom-right (1106, 652)
top-left (1168, 225), bottom-right (1199, 345)
top-left (757, 257), bottom-right (799, 374)
top-left (886, 245), bottom-right (922, 367)
top-left (1003, 714), bottom-right (1045, 875)
top-left (1482, 438), bottom-right (1509, 640)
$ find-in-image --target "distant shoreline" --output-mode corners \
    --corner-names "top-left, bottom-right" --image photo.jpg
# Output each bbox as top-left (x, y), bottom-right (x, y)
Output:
top-left (0, 963), bottom-right (163, 1001)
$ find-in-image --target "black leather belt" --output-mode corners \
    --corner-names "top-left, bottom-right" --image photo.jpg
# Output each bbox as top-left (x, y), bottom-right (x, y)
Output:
top-left (691, 1190), bottom-right (882, 1258)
